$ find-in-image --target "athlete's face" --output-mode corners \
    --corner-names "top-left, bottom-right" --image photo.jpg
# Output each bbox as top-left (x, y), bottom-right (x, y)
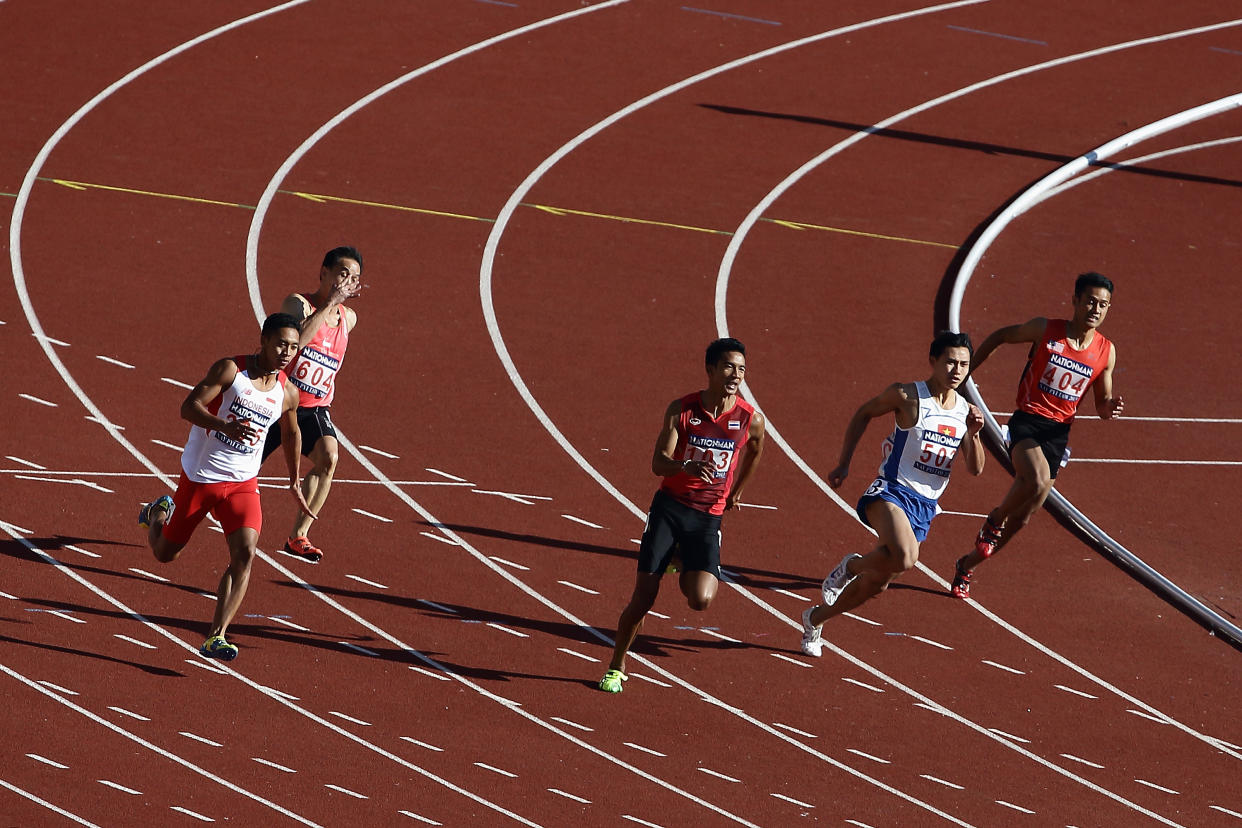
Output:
top-left (707, 351), bottom-right (747, 396)
top-left (322, 257), bottom-right (362, 293)
top-left (930, 346), bottom-right (971, 390)
top-left (1073, 286), bottom-right (1112, 329)
top-left (260, 326), bottom-right (301, 373)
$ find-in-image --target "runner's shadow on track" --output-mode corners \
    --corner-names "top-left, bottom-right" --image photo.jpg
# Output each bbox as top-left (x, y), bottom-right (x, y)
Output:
top-left (0, 632), bottom-right (183, 677)
top-left (423, 521), bottom-right (823, 592)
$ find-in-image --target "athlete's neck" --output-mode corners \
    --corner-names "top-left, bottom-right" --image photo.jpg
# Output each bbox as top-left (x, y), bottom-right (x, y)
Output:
top-left (1065, 319), bottom-right (1096, 348)
top-left (925, 378), bottom-right (957, 408)
top-left (699, 389), bottom-right (737, 419)
top-left (251, 353), bottom-right (280, 379)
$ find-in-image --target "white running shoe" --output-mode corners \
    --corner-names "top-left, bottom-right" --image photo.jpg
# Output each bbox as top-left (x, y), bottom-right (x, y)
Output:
top-left (800, 606), bottom-right (823, 657)
top-left (821, 553), bottom-right (862, 606)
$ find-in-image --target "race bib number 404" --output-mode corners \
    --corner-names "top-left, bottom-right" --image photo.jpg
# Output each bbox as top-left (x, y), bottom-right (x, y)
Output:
top-left (1039, 353), bottom-right (1092, 402)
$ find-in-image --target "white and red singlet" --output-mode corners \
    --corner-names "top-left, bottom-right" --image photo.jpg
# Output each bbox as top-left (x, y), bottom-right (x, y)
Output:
top-left (181, 356), bottom-right (287, 483)
top-left (288, 295), bottom-right (350, 408)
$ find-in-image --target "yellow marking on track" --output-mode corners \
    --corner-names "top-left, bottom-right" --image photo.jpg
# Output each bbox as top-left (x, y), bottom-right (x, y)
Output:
top-left (43, 178), bottom-right (252, 208)
top-left (523, 203), bottom-right (730, 235)
top-left (760, 217), bottom-right (957, 249)
top-left (284, 191), bottom-right (493, 222)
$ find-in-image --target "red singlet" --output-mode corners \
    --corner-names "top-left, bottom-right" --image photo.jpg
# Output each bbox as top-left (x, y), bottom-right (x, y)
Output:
top-left (1015, 319), bottom-right (1112, 423)
top-left (288, 295), bottom-right (350, 408)
top-left (660, 392), bottom-right (755, 516)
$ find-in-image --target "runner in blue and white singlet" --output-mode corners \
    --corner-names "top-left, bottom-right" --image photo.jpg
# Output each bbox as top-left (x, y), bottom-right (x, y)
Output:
top-left (874, 380), bottom-right (971, 504)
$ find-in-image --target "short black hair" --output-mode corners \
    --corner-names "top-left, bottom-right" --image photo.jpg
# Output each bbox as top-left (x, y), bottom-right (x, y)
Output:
top-left (1074, 271), bottom-right (1113, 297)
top-left (930, 330), bottom-right (973, 359)
top-left (323, 245), bottom-right (363, 271)
top-left (262, 312), bottom-right (301, 338)
top-left (705, 337), bottom-right (746, 367)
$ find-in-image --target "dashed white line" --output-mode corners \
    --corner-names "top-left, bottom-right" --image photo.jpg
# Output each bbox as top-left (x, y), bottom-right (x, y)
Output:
top-left (359, 445), bottom-right (399, 459)
top-left (324, 784), bottom-right (367, 799)
top-left (160, 378), bottom-right (194, 390)
top-left (982, 659), bottom-right (1025, 674)
top-left (409, 666), bottom-right (450, 682)
top-left (338, 641), bottom-right (379, 657)
top-left (252, 757), bottom-right (296, 773)
top-left (1209, 804), bottom-right (1242, 819)
top-left (184, 659), bottom-right (226, 675)
top-left (920, 774), bottom-right (964, 789)
top-left (1055, 684), bottom-right (1099, 699)
top-left (1126, 709), bottom-right (1169, 724)
top-left (841, 612), bottom-right (882, 626)
top-left (98, 779), bottom-right (141, 795)
top-left (151, 439), bottom-right (182, 451)
top-left (419, 531), bottom-right (458, 546)
top-left (351, 508), bottom-right (392, 523)
top-left (844, 820), bottom-right (876, 828)
top-left (179, 732), bottom-right (223, 748)
top-left (46, 610), bottom-right (84, 624)
top-left (344, 573), bottom-right (389, 589)
top-left (996, 800), bottom-right (1035, 814)
top-left (327, 711), bottom-right (371, 726)
top-left (1135, 779), bottom-right (1180, 795)
top-left (557, 579), bottom-right (599, 595)
top-left (771, 653), bottom-right (812, 668)
top-left (27, 753), bottom-right (69, 769)
top-left (549, 788), bottom-right (592, 804)
top-left (1059, 753), bottom-right (1105, 769)
top-left (772, 722), bottom-right (816, 738)
top-left (424, 467), bottom-right (467, 482)
top-left (549, 716), bottom-right (593, 732)
top-left (486, 622), bottom-right (529, 638)
top-left (770, 587), bottom-right (811, 601)
top-left (624, 742), bottom-right (666, 757)
top-left (398, 811), bottom-right (443, 825)
top-left (473, 763), bottom-right (517, 778)
top-left (128, 567), bottom-right (170, 583)
top-left (556, 647), bottom-right (600, 663)
top-left (647, 610), bottom-right (669, 620)
top-left (987, 728), bottom-right (1030, 744)
top-left (35, 334), bottom-right (70, 347)
top-left (470, 489), bottom-right (552, 505)
top-left (770, 792), bottom-right (813, 808)
top-left (622, 817), bottom-right (663, 828)
top-left (909, 634), bottom-right (953, 650)
top-left (267, 615), bottom-right (310, 631)
top-left (36, 680), bottom-right (77, 696)
top-left (95, 355), bottom-right (135, 369)
top-left (259, 685), bottom-right (300, 701)
top-left (561, 513), bottom-right (604, 528)
top-left (400, 737), bottom-right (444, 752)
top-left (700, 628), bottom-right (741, 643)
top-left (846, 749), bottom-right (891, 765)
top-left (0, 590), bottom-right (17, 600)
top-left (170, 805), bottom-right (214, 822)
top-left (62, 544), bottom-right (101, 558)
top-left (107, 706), bottom-right (150, 722)
top-left (697, 767), bottom-right (741, 782)
top-left (842, 677), bottom-right (885, 693)
top-left (113, 634), bottom-right (157, 649)
top-left (18, 393), bottom-right (57, 407)
top-left (6, 455), bottom-right (46, 469)
top-left (489, 556), bottom-right (530, 571)
top-left (84, 415), bottom-right (124, 429)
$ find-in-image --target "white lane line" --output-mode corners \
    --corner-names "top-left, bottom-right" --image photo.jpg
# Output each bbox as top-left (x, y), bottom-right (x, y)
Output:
top-left (113, 634), bottom-right (157, 649)
top-left (324, 784), bottom-right (367, 799)
top-left (327, 711), bottom-right (371, 726)
top-left (6, 455), bottom-right (46, 469)
top-left (107, 706), bottom-right (150, 722)
top-left (252, 757), bottom-right (296, 773)
top-left (424, 467), bottom-right (467, 482)
top-left (98, 779), bottom-right (141, 795)
top-left (1073, 459), bottom-right (1242, 466)
top-left (160, 378), bottom-right (194, 390)
top-left (410, 666), bottom-right (451, 682)
top-left (549, 716), bottom-right (593, 732)
top-left (128, 567), bottom-right (170, 583)
top-left (982, 659), bottom-right (1025, 675)
top-left (842, 677), bottom-right (885, 693)
top-left (557, 580), bottom-right (599, 595)
top-left (624, 742), bottom-right (666, 757)
top-left (63, 544), bottom-right (101, 558)
top-left (771, 653), bottom-right (813, 668)
top-left (398, 811), bottom-right (443, 825)
top-left (473, 763), bottom-right (517, 778)
top-left (400, 737), bottom-right (444, 752)
top-left (771, 792), bottom-right (813, 808)
top-left (622, 817), bottom-right (663, 828)
top-left (359, 445), bottom-right (399, 459)
top-left (489, 556), bottom-right (530, 571)
top-left (647, 610), bottom-right (669, 619)
top-left (27, 753), bottom-right (69, 769)
top-left (85, 415), bottom-right (124, 429)
top-left (1127, 709), bottom-right (1170, 724)
top-left (338, 641), bottom-right (379, 657)
top-left (1209, 805), bottom-right (1242, 819)
top-left (18, 393), bottom-right (56, 407)
top-left (419, 531), bottom-right (458, 546)
top-left (996, 800), bottom-right (1036, 815)
top-left (561, 513), bottom-right (604, 528)
top-left (987, 728), bottom-right (1030, 744)
top-left (0, 778), bottom-right (100, 828)
top-left (698, 767), bottom-right (741, 782)
top-left (1136, 780), bottom-right (1180, 795)
top-left (773, 722), bottom-right (816, 738)
top-left (770, 587), bottom-right (811, 601)
top-left (151, 439), bottom-right (182, 451)
top-left (0, 590), bottom-right (17, 600)
top-left (487, 622), bottom-right (529, 638)
top-left (909, 634), bottom-right (953, 650)
top-left (170, 805), bottom-right (214, 822)
top-left (0, 520), bottom-right (31, 533)
top-left (267, 615), bottom-right (310, 631)
top-left (701, 628), bottom-right (741, 643)
top-left (416, 599), bottom-right (456, 614)
top-left (1060, 753), bottom-right (1105, 769)
top-left (95, 355), bottom-right (134, 369)
top-left (344, 573), bottom-right (389, 589)
top-left (470, 489), bottom-right (553, 505)
top-left (36, 680), bottom-right (77, 696)
top-left (844, 821), bottom-right (876, 828)
top-left (351, 508), bottom-right (392, 523)
top-left (14, 473), bottom-right (114, 493)
top-left (1055, 684), bottom-right (1099, 699)
top-left (920, 774), bottom-right (965, 790)
top-left (556, 647), bottom-right (600, 663)
top-left (847, 749), bottom-right (891, 765)
top-left (549, 788), bottom-right (592, 804)
top-left (841, 612), bottom-right (882, 626)
top-left (46, 610), bottom-right (84, 624)
top-left (185, 659), bottom-right (227, 675)
top-left (180, 731), bottom-right (223, 748)
top-left (261, 686), bottom-right (300, 701)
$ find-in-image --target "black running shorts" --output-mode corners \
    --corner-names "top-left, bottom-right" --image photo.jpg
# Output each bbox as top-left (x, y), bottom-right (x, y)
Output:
top-left (636, 489), bottom-right (722, 579)
top-left (1007, 409), bottom-right (1072, 479)
top-left (262, 406), bottom-right (337, 462)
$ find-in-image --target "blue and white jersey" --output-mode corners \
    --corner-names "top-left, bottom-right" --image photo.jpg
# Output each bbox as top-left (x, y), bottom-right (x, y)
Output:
top-left (875, 382), bottom-right (970, 502)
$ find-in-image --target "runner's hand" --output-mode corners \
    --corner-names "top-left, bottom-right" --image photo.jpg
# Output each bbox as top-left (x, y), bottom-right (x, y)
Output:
top-left (331, 272), bottom-right (363, 304)
top-left (966, 404), bottom-right (985, 434)
top-left (1101, 395), bottom-right (1125, 419)
top-left (683, 458), bottom-right (715, 483)
top-left (290, 482), bottom-right (318, 520)
top-left (828, 464), bottom-right (849, 489)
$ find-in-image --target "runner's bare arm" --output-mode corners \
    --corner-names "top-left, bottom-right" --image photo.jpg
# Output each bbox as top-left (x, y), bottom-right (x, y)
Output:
top-left (971, 317), bottom-right (1048, 373)
top-left (651, 399), bottom-right (712, 482)
top-left (180, 358), bottom-right (253, 444)
top-left (725, 411), bottom-right (766, 510)
top-left (281, 380), bottom-right (317, 519)
top-left (827, 383), bottom-right (909, 489)
top-left (1092, 344), bottom-right (1124, 419)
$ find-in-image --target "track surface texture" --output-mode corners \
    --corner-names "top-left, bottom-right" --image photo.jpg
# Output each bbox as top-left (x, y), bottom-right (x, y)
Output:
top-left (3, 2), bottom-right (1240, 826)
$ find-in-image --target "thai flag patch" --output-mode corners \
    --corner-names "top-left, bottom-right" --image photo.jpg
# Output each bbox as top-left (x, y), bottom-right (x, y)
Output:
top-left (727, 420), bottom-right (741, 430)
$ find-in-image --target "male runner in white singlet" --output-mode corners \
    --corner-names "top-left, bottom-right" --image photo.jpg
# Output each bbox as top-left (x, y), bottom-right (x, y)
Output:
top-left (138, 313), bottom-right (315, 660)
top-left (801, 331), bottom-right (985, 657)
